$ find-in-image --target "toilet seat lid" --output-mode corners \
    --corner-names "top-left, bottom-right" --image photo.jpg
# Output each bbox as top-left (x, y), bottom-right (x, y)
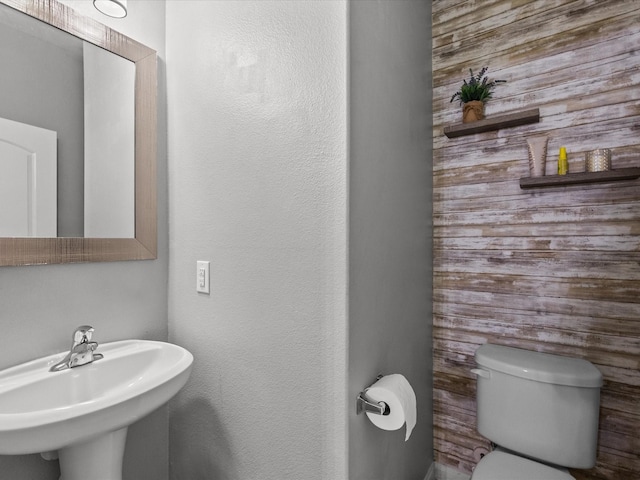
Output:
top-left (471, 451), bottom-right (575, 480)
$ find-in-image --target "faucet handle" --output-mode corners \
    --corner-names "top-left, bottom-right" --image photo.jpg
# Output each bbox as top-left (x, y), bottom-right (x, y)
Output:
top-left (72, 325), bottom-right (95, 345)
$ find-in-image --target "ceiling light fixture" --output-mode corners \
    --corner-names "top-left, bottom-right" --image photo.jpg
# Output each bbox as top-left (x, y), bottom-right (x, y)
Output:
top-left (93, 0), bottom-right (127, 18)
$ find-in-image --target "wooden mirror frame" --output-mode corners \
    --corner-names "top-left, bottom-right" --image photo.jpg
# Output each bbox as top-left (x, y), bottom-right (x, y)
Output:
top-left (0, 0), bottom-right (157, 266)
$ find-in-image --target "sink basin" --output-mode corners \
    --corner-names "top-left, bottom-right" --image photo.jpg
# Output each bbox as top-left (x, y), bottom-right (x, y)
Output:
top-left (0, 339), bottom-right (193, 479)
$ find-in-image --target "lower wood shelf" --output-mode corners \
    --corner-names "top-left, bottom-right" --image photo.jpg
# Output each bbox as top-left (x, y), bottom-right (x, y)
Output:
top-left (519, 167), bottom-right (640, 189)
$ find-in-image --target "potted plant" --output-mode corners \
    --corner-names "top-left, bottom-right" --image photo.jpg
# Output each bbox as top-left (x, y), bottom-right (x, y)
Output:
top-left (450, 67), bottom-right (506, 123)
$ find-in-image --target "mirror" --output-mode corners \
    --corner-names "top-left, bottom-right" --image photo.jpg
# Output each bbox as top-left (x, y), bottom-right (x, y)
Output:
top-left (0, 4), bottom-right (136, 238)
top-left (0, 0), bottom-right (157, 266)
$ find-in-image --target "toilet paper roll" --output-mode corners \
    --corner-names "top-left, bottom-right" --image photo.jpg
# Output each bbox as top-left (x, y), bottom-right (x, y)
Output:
top-left (364, 374), bottom-right (417, 441)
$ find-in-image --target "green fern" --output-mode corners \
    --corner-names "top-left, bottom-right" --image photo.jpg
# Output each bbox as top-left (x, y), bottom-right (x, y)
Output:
top-left (450, 67), bottom-right (506, 105)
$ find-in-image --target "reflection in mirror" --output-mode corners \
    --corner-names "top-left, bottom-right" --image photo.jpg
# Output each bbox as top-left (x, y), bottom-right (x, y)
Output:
top-left (0, 3), bottom-right (135, 238)
top-left (0, 0), bottom-right (157, 266)
top-left (83, 42), bottom-right (135, 238)
top-left (0, 117), bottom-right (57, 237)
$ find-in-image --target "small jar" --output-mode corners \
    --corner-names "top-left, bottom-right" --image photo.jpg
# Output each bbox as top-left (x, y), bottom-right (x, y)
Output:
top-left (585, 148), bottom-right (611, 172)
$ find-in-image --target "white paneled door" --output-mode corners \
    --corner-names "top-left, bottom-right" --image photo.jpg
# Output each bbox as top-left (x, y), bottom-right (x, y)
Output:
top-left (0, 116), bottom-right (57, 237)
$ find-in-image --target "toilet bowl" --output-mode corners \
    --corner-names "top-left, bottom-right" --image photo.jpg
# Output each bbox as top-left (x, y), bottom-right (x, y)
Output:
top-left (471, 449), bottom-right (574, 480)
top-left (470, 344), bottom-right (602, 480)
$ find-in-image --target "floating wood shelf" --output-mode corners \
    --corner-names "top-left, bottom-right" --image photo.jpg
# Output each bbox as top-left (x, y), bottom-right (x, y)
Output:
top-left (519, 167), bottom-right (640, 189)
top-left (444, 108), bottom-right (540, 138)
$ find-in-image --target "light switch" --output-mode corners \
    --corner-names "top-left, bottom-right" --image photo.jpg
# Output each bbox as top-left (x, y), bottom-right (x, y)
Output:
top-left (196, 260), bottom-right (210, 294)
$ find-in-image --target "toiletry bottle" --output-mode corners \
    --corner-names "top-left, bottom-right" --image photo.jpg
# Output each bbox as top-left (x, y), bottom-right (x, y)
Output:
top-left (558, 146), bottom-right (568, 175)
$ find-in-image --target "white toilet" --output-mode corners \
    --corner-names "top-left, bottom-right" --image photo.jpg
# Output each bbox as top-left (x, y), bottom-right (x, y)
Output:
top-left (470, 343), bottom-right (603, 480)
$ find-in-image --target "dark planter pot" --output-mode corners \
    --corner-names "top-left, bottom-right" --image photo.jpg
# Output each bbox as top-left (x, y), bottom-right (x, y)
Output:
top-left (462, 100), bottom-right (485, 123)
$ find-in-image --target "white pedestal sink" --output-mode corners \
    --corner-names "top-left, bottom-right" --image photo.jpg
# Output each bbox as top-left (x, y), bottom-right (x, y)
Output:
top-left (0, 340), bottom-right (193, 480)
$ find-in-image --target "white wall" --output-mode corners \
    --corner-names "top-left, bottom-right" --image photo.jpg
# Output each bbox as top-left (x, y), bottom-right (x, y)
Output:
top-left (348, 1), bottom-right (433, 478)
top-left (166, 1), bottom-right (348, 479)
top-left (0, 2), bottom-right (169, 479)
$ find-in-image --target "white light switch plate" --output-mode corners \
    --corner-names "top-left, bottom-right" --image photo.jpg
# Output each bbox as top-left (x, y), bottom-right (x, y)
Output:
top-left (196, 260), bottom-right (210, 294)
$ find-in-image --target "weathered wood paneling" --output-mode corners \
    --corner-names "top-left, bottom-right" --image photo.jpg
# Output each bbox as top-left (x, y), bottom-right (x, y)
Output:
top-left (432, 1), bottom-right (640, 478)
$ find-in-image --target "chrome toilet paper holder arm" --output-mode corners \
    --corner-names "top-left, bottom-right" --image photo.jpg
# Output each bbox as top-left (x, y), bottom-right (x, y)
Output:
top-left (356, 392), bottom-right (390, 416)
top-left (356, 375), bottom-right (390, 416)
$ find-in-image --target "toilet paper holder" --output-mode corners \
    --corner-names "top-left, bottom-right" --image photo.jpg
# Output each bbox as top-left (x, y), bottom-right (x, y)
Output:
top-left (356, 375), bottom-right (391, 416)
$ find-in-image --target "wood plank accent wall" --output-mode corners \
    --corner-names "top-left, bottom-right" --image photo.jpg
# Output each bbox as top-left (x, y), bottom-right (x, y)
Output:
top-left (432, 1), bottom-right (640, 479)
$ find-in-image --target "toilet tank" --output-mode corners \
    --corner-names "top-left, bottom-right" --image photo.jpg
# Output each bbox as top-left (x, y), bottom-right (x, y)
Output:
top-left (473, 344), bottom-right (602, 469)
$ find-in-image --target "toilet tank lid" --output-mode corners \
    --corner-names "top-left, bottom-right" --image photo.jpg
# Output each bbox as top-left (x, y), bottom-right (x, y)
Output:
top-left (475, 344), bottom-right (603, 388)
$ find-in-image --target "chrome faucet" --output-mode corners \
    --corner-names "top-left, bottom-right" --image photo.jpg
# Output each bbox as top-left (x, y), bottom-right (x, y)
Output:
top-left (49, 325), bottom-right (104, 372)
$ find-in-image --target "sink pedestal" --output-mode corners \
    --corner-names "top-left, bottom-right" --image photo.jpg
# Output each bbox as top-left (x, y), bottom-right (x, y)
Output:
top-left (58, 427), bottom-right (128, 480)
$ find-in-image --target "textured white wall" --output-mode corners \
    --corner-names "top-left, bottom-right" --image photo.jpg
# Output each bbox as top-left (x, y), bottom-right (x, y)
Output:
top-left (0, 2), bottom-right (169, 479)
top-left (166, 1), bottom-right (348, 479)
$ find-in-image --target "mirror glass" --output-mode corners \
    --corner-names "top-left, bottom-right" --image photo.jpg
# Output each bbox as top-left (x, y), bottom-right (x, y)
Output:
top-left (0, 0), bottom-right (157, 266)
top-left (0, 3), bottom-right (135, 238)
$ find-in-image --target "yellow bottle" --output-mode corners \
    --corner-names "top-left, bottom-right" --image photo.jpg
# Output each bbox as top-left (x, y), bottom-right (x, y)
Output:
top-left (558, 147), bottom-right (568, 175)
